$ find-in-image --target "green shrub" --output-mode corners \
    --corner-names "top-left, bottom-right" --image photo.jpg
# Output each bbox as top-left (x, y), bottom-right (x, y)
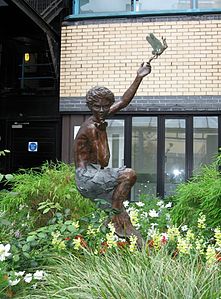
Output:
top-left (0, 161), bottom-right (95, 226)
top-left (170, 154), bottom-right (221, 232)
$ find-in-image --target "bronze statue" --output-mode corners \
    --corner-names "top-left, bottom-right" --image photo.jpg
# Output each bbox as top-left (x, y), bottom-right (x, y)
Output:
top-left (73, 34), bottom-right (168, 248)
top-left (73, 62), bottom-right (151, 247)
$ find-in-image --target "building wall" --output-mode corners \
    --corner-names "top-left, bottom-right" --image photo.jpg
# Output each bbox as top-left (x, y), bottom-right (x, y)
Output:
top-left (60, 14), bottom-right (221, 113)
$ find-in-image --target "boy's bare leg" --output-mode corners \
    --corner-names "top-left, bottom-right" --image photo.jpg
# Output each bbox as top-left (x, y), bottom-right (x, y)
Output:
top-left (111, 168), bottom-right (144, 248)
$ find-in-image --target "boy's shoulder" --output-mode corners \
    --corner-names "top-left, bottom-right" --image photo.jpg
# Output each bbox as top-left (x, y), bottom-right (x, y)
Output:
top-left (77, 120), bottom-right (96, 136)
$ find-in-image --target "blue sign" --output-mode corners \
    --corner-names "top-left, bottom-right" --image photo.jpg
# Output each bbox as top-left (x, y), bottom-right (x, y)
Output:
top-left (28, 142), bottom-right (38, 152)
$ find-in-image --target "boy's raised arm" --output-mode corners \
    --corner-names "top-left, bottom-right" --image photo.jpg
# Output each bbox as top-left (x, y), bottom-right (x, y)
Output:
top-left (109, 62), bottom-right (151, 115)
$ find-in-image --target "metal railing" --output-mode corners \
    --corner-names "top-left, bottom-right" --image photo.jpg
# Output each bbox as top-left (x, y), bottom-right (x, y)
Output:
top-left (25, 0), bottom-right (56, 14)
top-left (24, 0), bottom-right (64, 22)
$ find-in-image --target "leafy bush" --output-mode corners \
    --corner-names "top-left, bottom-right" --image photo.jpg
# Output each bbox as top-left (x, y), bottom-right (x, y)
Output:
top-left (170, 153), bottom-right (221, 231)
top-left (0, 161), bottom-right (95, 226)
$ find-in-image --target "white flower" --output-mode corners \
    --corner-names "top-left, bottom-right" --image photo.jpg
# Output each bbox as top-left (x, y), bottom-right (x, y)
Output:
top-left (9, 278), bottom-right (20, 286)
top-left (165, 202), bottom-right (172, 208)
top-left (156, 200), bottom-right (164, 207)
top-left (24, 273), bottom-right (32, 283)
top-left (149, 209), bottom-right (159, 218)
top-left (181, 225), bottom-right (188, 232)
top-left (148, 224), bottom-right (159, 238)
top-left (123, 201), bottom-right (129, 208)
top-left (0, 244), bottom-right (11, 261)
top-left (33, 270), bottom-right (46, 280)
top-left (135, 201), bottom-right (145, 207)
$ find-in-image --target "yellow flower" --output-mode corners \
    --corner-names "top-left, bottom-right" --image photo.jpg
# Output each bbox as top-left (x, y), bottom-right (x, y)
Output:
top-left (72, 221), bottom-right (80, 229)
top-left (87, 225), bottom-right (97, 236)
top-left (57, 240), bottom-right (66, 250)
top-left (129, 235), bottom-right (138, 252)
top-left (197, 213), bottom-right (206, 229)
top-left (177, 236), bottom-right (192, 255)
top-left (106, 222), bottom-right (117, 248)
top-left (73, 237), bottom-right (82, 250)
top-left (206, 245), bottom-right (217, 265)
top-left (195, 238), bottom-right (206, 255)
top-left (129, 208), bottom-right (139, 227)
top-left (167, 226), bottom-right (180, 241)
top-left (186, 229), bottom-right (195, 242)
top-left (152, 232), bottom-right (161, 250)
top-left (214, 228), bottom-right (221, 247)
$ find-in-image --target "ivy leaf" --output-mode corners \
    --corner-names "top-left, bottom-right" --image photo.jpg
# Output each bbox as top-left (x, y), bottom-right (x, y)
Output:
top-left (27, 235), bottom-right (36, 242)
top-left (13, 254), bottom-right (20, 262)
top-left (5, 174), bottom-right (13, 181)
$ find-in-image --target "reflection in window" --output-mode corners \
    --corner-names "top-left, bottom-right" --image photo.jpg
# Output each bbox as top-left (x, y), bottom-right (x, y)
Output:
top-left (79, 0), bottom-right (129, 14)
top-left (106, 119), bottom-right (124, 168)
top-left (76, 0), bottom-right (221, 15)
top-left (198, 0), bottom-right (221, 9)
top-left (132, 117), bottom-right (157, 200)
top-left (193, 116), bottom-right (218, 172)
top-left (139, 0), bottom-right (191, 11)
top-left (164, 119), bottom-right (186, 196)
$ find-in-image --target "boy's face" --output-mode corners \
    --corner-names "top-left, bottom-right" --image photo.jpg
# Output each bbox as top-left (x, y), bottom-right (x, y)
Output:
top-left (91, 98), bottom-right (112, 122)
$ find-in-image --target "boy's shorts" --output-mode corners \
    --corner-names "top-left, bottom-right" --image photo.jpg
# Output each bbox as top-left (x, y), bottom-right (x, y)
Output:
top-left (75, 163), bottom-right (126, 202)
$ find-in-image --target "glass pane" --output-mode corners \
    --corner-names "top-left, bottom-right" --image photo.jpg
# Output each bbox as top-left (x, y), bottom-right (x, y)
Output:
top-left (138, 0), bottom-right (191, 12)
top-left (165, 119), bottom-right (185, 196)
top-left (106, 119), bottom-right (125, 168)
top-left (198, 0), bottom-right (221, 9)
top-left (193, 116), bottom-right (218, 172)
top-left (79, 0), bottom-right (130, 14)
top-left (131, 117), bottom-right (157, 200)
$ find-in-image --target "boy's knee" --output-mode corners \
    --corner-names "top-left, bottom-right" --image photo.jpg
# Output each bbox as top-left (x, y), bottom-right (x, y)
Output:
top-left (121, 168), bottom-right (137, 184)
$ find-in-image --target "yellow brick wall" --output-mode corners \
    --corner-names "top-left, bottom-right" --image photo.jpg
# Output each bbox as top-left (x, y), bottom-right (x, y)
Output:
top-left (60, 18), bottom-right (221, 97)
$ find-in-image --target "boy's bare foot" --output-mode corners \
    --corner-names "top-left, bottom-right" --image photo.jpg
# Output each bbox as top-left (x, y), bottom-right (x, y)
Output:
top-left (112, 211), bottom-right (144, 249)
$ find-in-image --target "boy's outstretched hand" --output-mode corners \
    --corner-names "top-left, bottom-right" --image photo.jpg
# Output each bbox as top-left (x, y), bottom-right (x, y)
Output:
top-left (137, 62), bottom-right (151, 78)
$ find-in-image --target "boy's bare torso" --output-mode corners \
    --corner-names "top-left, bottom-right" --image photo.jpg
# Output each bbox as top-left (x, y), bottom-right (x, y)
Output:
top-left (74, 116), bottom-right (110, 169)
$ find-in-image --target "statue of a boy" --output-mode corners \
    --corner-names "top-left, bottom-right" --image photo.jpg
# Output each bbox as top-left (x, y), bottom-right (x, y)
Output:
top-left (73, 62), bottom-right (151, 246)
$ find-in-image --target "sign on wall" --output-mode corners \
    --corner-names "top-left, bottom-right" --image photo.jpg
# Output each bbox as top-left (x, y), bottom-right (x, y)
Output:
top-left (28, 141), bottom-right (38, 152)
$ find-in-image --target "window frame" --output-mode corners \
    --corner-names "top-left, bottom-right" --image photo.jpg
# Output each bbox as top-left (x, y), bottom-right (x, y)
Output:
top-left (69, 0), bottom-right (221, 20)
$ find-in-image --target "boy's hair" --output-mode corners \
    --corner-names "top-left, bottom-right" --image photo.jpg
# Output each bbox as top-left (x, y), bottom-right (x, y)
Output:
top-left (86, 86), bottom-right (115, 109)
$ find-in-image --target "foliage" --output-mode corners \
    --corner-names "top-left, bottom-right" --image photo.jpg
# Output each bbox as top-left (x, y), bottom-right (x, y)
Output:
top-left (0, 149), bottom-right (10, 157)
top-left (170, 153), bottom-right (221, 232)
top-left (0, 159), bottom-right (221, 298)
top-left (129, 195), bottom-right (173, 237)
top-left (21, 250), bottom-right (221, 299)
top-left (0, 161), bottom-right (95, 226)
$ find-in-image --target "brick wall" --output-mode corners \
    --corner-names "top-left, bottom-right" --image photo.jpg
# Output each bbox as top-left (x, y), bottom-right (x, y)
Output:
top-left (60, 15), bottom-right (221, 111)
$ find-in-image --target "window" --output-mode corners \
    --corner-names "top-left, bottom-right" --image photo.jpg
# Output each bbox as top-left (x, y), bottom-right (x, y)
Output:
top-left (164, 118), bottom-right (186, 196)
top-left (131, 117), bottom-right (157, 199)
top-left (73, 0), bottom-right (221, 17)
top-left (193, 116), bottom-right (218, 173)
top-left (106, 119), bottom-right (125, 168)
top-left (79, 0), bottom-right (129, 14)
top-left (71, 114), bottom-right (220, 200)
